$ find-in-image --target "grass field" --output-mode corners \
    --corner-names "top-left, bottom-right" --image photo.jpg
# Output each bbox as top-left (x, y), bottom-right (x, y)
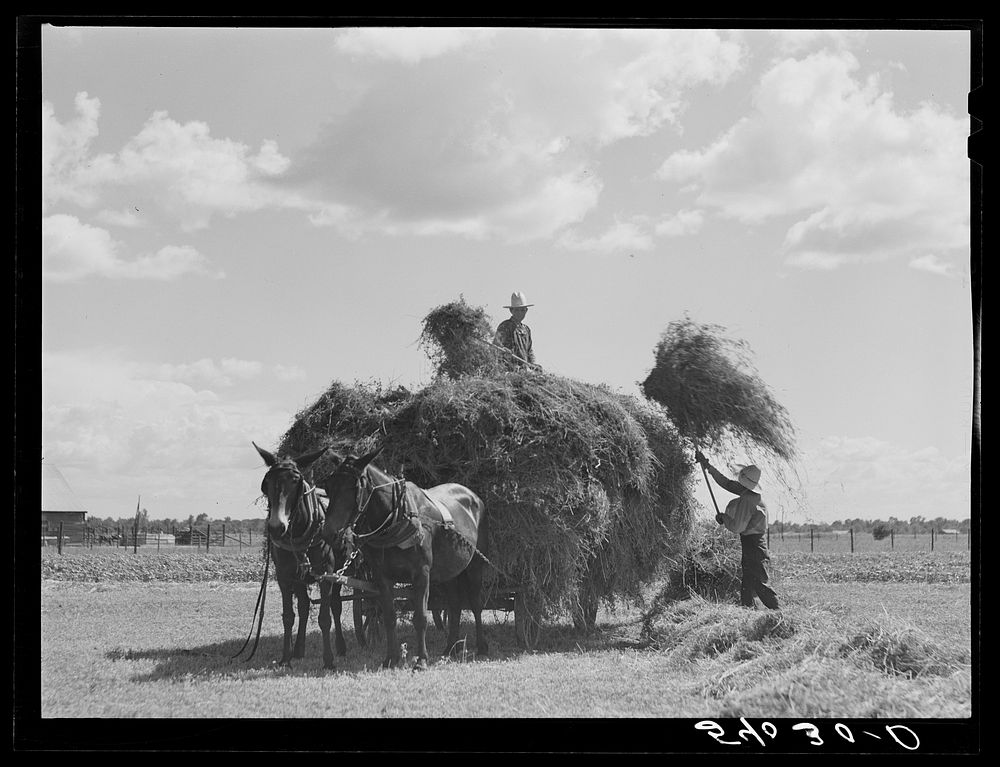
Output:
top-left (38, 547), bottom-right (974, 722)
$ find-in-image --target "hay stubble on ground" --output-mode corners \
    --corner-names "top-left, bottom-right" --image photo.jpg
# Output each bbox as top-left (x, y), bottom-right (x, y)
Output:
top-left (40, 547), bottom-right (972, 719)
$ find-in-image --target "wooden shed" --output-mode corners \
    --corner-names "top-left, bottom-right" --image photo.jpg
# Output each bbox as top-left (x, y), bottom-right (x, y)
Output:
top-left (41, 461), bottom-right (88, 544)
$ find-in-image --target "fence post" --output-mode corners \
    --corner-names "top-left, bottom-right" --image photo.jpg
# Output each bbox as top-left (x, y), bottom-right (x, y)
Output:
top-left (767, 526), bottom-right (770, 548)
top-left (207, 524), bottom-right (211, 552)
top-left (133, 522), bottom-right (138, 554)
top-left (850, 527), bottom-right (854, 554)
top-left (57, 521), bottom-right (64, 555)
top-left (891, 529), bottom-right (894, 550)
top-left (239, 530), bottom-right (243, 552)
top-left (931, 528), bottom-right (935, 551)
top-left (222, 524), bottom-right (226, 547)
top-left (810, 527), bottom-right (814, 553)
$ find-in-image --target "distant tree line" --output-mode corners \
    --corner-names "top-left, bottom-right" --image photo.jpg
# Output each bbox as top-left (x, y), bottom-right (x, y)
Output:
top-left (89, 512), bottom-right (970, 537)
top-left (88, 510), bottom-right (269, 535)
top-left (769, 516), bottom-right (970, 535)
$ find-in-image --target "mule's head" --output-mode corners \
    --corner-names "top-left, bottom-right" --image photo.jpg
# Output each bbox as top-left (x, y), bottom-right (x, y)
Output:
top-left (319, 446), bottom-right (384, 544)
top-left (253, 442), bottom-right (328, 538)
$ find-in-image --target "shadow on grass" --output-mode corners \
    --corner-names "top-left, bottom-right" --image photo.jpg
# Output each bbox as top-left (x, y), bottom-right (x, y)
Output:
top-left (108, 630), bottom-right (401, 682)
top-left (105, 609), bottom-right (650, 683)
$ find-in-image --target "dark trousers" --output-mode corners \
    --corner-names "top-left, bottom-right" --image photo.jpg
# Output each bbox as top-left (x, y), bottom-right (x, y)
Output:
top-left (740, 534), bottom-right (779, 609)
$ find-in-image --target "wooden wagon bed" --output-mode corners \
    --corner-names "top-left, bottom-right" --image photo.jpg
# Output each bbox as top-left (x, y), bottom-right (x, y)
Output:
top-left (317, 568), bottom-right (542, 650)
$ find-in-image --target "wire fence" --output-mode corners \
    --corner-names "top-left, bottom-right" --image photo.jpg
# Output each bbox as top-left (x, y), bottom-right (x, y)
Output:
top-left (41, 522), bottom-right (263, 554)
top-left (42, 522), bottom-right (970, 556)
top-left (766, 527), bottom-right (970, 554)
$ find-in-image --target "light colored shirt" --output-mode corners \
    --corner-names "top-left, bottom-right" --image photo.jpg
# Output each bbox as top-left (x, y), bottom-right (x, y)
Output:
top-left (708, 464), bottom-right (768, 536)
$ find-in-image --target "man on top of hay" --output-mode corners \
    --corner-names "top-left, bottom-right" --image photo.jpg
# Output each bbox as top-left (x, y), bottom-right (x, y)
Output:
top-left (493, 290), bottom-right (538, 367)
top-left (695, 450), bottom-right (780, 610)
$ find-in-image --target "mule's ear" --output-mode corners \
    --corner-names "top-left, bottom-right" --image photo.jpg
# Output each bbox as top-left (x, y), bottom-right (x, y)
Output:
top-left (253, 441), bottom-right (277, 467)
top-left (294, 446), bottom-right (329, 472)
top-left (355, 445), bottom-right (385, 471)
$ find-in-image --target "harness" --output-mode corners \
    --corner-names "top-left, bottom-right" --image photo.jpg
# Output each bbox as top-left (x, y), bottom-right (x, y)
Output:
top-left (261, 463), bottom-right (330, 580)
top-left (341, 463), bottom-right (422, 550)
top-left (334, 461), bottom-right (497, 574)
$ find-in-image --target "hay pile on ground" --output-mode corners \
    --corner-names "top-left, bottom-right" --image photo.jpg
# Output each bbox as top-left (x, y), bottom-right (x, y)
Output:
top-left (637, 595), bottom-right (971, 717)
top-left (278, 301), bottom-right (697, 621)
top-left (641, 317), bottom-right (796, 461)
top-left (650, 519), bottom-right (745, 605)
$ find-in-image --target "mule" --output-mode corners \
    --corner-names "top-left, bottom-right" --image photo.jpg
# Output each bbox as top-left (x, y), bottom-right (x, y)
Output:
top-left (320, 447), bottom-right (489, 670)
top-left (254, 442), bottom-right (347, 669)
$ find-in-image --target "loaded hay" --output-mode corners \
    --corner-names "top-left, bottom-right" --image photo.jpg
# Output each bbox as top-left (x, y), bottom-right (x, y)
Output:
top-left (278, 299), bottom-right (698, 630)
top-left (419, 296), bottom-right (506, 379)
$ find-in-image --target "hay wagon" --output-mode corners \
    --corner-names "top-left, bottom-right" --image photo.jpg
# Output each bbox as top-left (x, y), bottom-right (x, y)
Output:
top-left (320, 562), bottom-right (544, 650)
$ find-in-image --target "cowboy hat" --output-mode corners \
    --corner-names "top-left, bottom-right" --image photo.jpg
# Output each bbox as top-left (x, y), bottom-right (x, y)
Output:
top-left (504, 291), bottom-right (534, 308)
top-left (737, 465), bottom-right (761, 492)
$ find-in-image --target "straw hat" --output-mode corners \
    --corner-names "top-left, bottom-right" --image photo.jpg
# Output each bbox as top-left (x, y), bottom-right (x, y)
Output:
top-left (504, 291), bottom-right (534, 309)
top-left (737, 465), bottom-right (761, 492)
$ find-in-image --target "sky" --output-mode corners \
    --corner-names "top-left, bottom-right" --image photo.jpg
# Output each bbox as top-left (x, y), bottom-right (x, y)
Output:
top-left (36, 24), bottom-right (977, 525)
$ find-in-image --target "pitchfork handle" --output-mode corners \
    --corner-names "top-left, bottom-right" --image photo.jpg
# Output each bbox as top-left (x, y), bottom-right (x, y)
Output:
top-left (697, 453), bottom-right (722, 516)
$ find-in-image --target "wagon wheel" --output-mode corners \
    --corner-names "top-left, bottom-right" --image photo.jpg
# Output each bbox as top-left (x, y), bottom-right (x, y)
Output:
top-left (513, 591), bottom-right (542, 650)
top-left (352, 590), bottom-right (384, 649)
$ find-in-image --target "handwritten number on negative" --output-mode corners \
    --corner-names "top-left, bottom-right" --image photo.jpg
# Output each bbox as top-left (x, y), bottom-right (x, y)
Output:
top-left (695, 721), bottom-right (919, 751)
top-left (793, 722), bottom-right (824, 746)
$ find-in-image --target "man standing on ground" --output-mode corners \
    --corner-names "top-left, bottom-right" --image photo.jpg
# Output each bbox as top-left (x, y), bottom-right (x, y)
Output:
top-left (493, 290), bottom-right (537, 368)
top-left (695, 450), bottom-right (780, 610)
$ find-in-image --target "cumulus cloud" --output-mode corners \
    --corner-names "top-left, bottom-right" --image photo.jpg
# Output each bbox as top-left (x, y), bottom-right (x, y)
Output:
top-left (43, 97), bottom-right (294, 231)
top-left (42, 214), bottom-right (222, 281)
top-left (42, 349), bottom-right (294, 516)
top-left (43, 32), bottom-right (746, 245)
top-left (291, 28), bottom-right (744, 242)
top-left (42, 92), bottom-right (102, 211)
top-left (334, 27), bottom-right (498, 63)
top-left (658, 50), bottom-right (969, 268)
